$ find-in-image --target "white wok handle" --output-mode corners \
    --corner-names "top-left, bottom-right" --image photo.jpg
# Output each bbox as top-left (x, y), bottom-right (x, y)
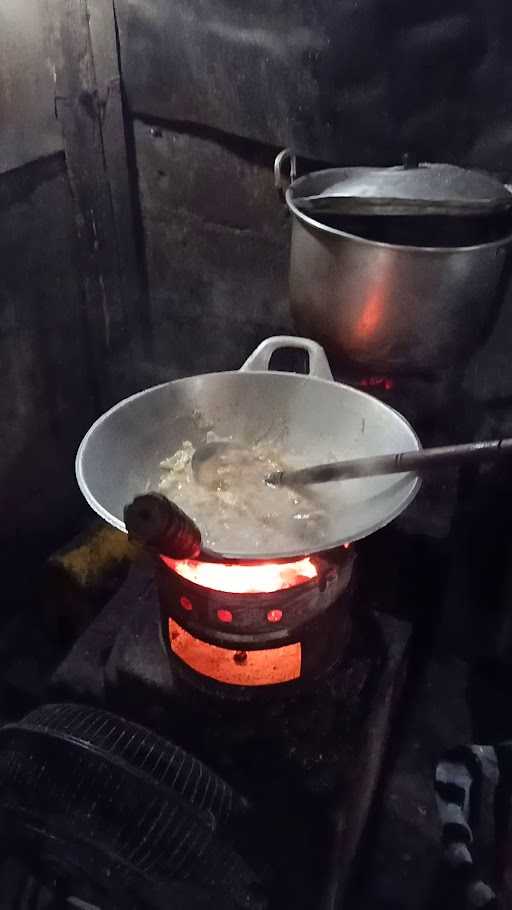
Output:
top-left (240, 336), bottom-right (333, 380)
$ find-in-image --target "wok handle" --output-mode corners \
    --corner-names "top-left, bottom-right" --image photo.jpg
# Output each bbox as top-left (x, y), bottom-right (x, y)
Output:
top-left (270, 438), bottom-right (512, 486)
top-left (274, 148), bottom-right (297, 198)
top-left (240, 335), bottom-right (333, 381)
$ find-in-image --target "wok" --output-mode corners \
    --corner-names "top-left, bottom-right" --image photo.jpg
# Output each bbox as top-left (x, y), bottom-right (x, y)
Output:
top-left (76, 336), bottom-right (421, 560)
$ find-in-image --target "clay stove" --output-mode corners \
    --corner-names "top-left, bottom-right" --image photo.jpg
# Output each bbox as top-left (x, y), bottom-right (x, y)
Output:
top-left (157, 547), bottom-right (355, 695)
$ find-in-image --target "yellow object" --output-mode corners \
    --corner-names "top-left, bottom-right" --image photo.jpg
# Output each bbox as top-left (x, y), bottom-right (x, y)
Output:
top-left (51, 524), bottom-right (136, 590)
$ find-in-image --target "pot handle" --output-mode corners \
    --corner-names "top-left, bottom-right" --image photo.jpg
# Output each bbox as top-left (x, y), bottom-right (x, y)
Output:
top-left (274, 148), bottom-right (297, 199)
top-left (240, 336), bottom-right (333, 380)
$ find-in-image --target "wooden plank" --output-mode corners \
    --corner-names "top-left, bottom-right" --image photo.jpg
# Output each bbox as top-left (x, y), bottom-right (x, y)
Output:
top-left (86, 0), bottom-right (120, 92)
top-left (0, 0), bottom-right (63, 174)
top-left (51, 0), bottom-right (145, 407)
top-left (52, 0), bottom-right (121, 407)
top-left (87, 0), bottom-right (149, 381)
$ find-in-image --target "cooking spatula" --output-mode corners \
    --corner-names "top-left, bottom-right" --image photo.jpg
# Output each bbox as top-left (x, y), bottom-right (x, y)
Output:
top-left (266, 438), bottom-right (512, 487)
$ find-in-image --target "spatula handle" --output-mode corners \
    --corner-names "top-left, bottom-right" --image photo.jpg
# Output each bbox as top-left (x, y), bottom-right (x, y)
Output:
top-left (270, 438), bottom-right (512, 486)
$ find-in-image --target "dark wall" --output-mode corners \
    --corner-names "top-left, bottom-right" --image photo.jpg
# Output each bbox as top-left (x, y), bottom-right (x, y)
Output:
top-left (118, 0), bottom-right (512, 169)
top-left (116, 0), bottom-right (512, 398)
top-left (0, 155), bottom-right (95, 592)
top-left (133, 121), bottom-right (292, 380)
top-left (0, 2), bottom-right (95, 588)
top-left (0, 0), bottom-right (62, 173)
top-left (1, 0), bottom-right (134, 588)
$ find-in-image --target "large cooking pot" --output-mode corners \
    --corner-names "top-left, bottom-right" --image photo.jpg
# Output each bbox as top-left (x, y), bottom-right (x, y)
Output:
top-left (276, 150), bottom-right (512, 373)
top-left (76, 336), bottom-right (421, 561)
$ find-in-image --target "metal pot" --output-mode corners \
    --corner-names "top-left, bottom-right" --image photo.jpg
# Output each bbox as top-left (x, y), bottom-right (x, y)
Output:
top-left (76, 336), bottom-right (421, 560)
top-left (276, 150), bottom-right (512, 374)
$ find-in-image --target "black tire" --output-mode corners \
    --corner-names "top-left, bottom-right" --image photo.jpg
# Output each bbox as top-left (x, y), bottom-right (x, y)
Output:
top-left (0, 704), bottom-right (265, 909)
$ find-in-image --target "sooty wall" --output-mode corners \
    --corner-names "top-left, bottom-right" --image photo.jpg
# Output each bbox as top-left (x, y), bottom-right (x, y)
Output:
top-left (0, 1), bottom-right (96, 597)
top-left (115, 0), bottom-right (512, 398)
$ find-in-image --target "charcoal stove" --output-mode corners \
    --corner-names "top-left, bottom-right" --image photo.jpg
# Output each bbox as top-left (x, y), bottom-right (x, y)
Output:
top-left (41, 533), bottom-right (413, 910)
top-left (157, 546), bottom-right (355, 698)
top-left (122, 490), bottom-right (358, 700)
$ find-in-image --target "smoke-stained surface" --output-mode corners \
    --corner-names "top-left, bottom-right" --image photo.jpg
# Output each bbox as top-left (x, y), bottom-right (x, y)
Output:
top-left (0, 0), bottom-right (62, 174)
top-left (115, 0), bottom-right (512, 395)
top-left (116, 0), bottom-right (512, 169)
top-left (133, 121), bottom-right (292, 382)
top-left (0, 3), bottom-right (94, 584)
top-left (0, 154), bottom-right (95, 591)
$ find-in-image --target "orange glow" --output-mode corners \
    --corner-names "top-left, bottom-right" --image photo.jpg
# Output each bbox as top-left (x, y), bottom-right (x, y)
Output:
top-left (217, 609), bottom-right (233, 623)
top-left (169, 619), bottom-right (301, 685)
top-left (355, 290), bottom-right (384, 339)
top-left (161, 556), bottom-right (318, 593)
top-left (266, 609), bottom-right (283, 624)
top-left (360, 376), bottom-right (395, 391)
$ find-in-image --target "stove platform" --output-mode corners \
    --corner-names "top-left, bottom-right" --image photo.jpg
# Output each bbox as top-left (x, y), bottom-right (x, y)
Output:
top-left (49, 562), bottom-right (410, 909)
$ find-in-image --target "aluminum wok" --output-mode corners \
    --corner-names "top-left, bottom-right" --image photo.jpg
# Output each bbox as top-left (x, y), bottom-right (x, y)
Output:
top-left (76, 336), bottom-right (421, 560)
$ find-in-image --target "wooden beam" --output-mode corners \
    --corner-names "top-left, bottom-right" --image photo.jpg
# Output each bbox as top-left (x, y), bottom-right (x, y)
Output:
top-left (51, 0), bottom-right (146, 408)
top-left (88, 0), bottom-right (147, 375)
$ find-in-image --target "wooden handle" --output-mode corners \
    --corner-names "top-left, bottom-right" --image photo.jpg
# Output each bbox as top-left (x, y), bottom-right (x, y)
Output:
top-left (124, 493), bottom-right (202, 558)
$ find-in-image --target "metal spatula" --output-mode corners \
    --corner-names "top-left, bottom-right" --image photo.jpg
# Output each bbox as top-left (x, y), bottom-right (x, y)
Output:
top-left (191, 441), bottom-right (248, 488)
top-left (266, 438), bottom-right (512, 487)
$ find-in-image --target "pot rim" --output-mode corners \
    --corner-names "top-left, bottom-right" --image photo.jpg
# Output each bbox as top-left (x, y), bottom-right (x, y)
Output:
top-left (286, 182), bottom-right (512, 254)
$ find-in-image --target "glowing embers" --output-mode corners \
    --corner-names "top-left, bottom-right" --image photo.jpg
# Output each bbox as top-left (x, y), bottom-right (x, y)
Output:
top-left (169, 619), bottom-right (301, 686)
top-left (161, 556), bottom-right (318, 594)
